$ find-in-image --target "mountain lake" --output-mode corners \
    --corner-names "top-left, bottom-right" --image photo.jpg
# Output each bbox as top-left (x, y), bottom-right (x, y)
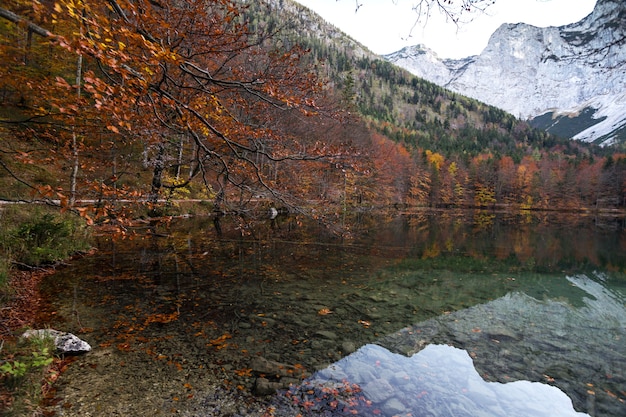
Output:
top-left (36, 209), bottom-right (626, 417)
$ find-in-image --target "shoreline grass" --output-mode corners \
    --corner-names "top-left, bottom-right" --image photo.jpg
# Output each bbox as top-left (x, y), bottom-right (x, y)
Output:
top-left (0, 205), bottom-right (92, 415)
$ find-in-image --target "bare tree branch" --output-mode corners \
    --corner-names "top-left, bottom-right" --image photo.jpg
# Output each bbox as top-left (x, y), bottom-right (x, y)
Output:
top-left (0, 7), bottom-right (57, 38)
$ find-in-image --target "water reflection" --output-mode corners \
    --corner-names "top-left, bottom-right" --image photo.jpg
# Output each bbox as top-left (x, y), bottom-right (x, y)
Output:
top-left (297, 344), bottom-right (589, 417)
top-left (279, 272), bottom-right (625, 417)
top-left (38, 212), bottom-right (626, 416)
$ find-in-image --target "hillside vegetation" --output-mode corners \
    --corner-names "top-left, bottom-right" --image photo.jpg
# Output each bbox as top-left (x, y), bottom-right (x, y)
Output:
top-left (244, 0), bottom-right (626, 211)
top-left (0, 0), bottom-right (624, 217)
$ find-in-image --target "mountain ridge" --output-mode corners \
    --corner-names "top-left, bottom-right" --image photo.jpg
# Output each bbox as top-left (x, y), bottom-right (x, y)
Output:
top-left (384, 0), bottom-right (626, 146)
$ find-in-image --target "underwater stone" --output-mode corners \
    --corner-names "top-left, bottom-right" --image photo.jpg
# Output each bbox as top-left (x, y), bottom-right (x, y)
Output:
top-left (253, 377), bottom-right (282, 396)
top-left (341, 341), bottom-right (356, 354)
top-left (314, 330), bottom-right (337, 340)
top-left (382, 397), bottom-right (407, 415)
top-left (362, 378), bottom-right (395, 403)
top-left (251, 356), bottom-right (293, 378)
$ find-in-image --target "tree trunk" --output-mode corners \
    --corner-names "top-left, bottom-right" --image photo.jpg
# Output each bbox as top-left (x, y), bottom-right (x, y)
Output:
top-left (148, 143), bottom-right (166, 205)
top-left (69, 10), bottom-right (85, 208)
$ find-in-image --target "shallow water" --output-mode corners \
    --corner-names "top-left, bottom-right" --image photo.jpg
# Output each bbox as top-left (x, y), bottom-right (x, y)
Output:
top-left (39, 211), bottom-right (626, 416)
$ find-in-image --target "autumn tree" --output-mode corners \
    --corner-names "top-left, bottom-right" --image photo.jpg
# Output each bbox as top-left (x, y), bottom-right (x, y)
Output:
top-left (1, 0), bottom-right (355, 221)
top-left (366, 132), bottom-right (416, 205)
top-left (0, 1), bottom-right (102, 211)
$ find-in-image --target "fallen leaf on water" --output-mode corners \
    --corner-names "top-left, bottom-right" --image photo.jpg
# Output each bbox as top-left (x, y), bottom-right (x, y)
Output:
top-left (234, 368), bottom-right (252, 377)
top-left (117, 343), bottom-right (132, 352)
top-left (318, 308), bottom-right (333, 315)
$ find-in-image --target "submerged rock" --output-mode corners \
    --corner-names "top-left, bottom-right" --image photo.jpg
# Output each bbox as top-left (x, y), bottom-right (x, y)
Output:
top-left (23, 329), bottom-right (91, 354)
top-left (251, 356), bottom-right (293, 378)
top-left (341, 340), bottom-right (357, 354)
top-left (254, 377), bottom-right (283, 396)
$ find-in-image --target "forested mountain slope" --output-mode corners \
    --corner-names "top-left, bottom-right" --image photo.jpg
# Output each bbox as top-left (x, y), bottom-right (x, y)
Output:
top-left (240, 0), bottom-right (626, 208)
top-left (246, 1), bottom-right (604, 158)
top-left (242, 0), bottom-right (626, 211)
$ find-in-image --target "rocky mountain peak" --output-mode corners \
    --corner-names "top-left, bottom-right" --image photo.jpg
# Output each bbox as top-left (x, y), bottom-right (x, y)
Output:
top-left (385, 1), bottom-right (626, 146)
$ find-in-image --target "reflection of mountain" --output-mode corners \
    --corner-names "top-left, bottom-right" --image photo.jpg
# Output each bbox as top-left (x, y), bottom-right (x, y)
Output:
top-left (377, 272), bottom-right (626, 417)
top-left (307, 344), bottom-right (588, 417)
top-left (276, 272), bottom-right (625, 417)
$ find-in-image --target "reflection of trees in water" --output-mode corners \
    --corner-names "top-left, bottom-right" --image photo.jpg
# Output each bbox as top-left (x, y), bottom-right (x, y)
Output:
top-left (375, 211), bottom-right (625, 272)
top-left (40, 212), bottom-right (625, 415)
top-left (92, 211), bottom-right (625, 295)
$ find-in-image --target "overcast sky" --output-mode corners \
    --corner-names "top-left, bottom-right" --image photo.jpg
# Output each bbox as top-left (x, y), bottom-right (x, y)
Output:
top-left (293, 0), bottom-right (597, 58)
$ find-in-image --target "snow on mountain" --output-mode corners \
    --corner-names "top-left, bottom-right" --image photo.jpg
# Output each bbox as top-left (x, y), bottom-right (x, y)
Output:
top-left (384, 0), bottom-right (626, 146)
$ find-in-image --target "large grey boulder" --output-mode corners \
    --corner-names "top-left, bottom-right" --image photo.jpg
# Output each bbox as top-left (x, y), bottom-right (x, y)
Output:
top-left (22, 329), bottom-right (91, 354)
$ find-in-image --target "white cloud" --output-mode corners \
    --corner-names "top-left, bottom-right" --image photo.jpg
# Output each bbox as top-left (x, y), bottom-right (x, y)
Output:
top-left (293, 0), bottom-right (597, 58)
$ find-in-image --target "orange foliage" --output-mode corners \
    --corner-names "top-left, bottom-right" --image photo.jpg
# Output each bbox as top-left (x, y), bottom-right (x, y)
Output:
top-left (0, 0), bottom-right (355, 218)
top-left (143, 311), bottom-right (180, 326)
top-left (208, 333), bottom-right (232, 351)
top-left (0, 269), bottom-right (54, 336)
top-left (366, 132), bottom-right (416, 204)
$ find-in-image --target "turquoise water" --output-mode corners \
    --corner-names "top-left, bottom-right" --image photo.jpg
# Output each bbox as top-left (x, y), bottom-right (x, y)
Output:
top-left (41, 211), bottom-right (626, 416)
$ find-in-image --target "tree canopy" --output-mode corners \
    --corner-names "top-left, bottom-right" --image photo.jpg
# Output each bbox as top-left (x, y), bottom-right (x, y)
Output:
top-left (0, 0), bottom-right (361, 222)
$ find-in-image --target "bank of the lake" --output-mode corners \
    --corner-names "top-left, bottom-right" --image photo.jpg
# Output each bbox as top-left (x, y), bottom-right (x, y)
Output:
top-left (0, 205), bottom-right (92, 415)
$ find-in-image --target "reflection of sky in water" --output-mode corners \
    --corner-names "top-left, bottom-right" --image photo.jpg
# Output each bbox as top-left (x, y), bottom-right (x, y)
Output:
top-left (311, 344), bottom-right (588, 417)
top-left (284, 273), bottom-right (625, 417)
top-left (566, 273), bottom-right (626, 328)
